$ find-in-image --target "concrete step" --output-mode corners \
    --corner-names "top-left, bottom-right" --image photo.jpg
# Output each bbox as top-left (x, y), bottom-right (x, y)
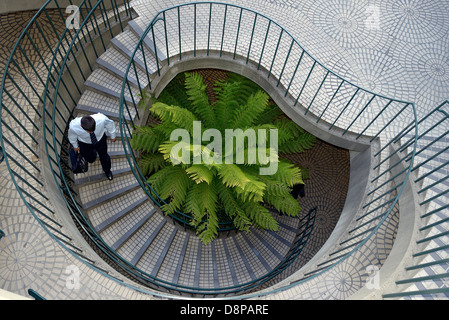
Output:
top-left (74, 156), bottom-right (131, 186)
top-left (110, 28), bottom-right (158, 75)
top-left (77, 89), bottom-right (137, 121)
top-left (84, 68), bottom-right (140, 104)
top-left (127, 19), bottom-right (167, 62)
top-left (111, 206), bottom-right (157, 251)
top-left (79, 173), bottom-right (140, 210)
top-left (96, 46), bottom-right (149, 89)
top-left (95, 196), bottom-right (149, 233)
top-left (131, 218), bottom-right (168, 266)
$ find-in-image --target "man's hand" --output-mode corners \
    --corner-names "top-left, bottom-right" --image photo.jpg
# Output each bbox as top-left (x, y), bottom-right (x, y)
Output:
top-left (74, 147), bottom-right (80, 153)
top-left (110, 138), bottom-right (117, 142)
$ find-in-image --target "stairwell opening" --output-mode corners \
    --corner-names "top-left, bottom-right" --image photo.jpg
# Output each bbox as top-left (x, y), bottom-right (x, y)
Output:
top-left (130, 66), bottom-right (353, 286)
top-left (40, 3), bottom-right (403, 297)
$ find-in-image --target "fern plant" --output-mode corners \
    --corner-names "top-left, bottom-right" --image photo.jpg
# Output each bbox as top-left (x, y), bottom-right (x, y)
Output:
top-left (131, 72), bottom-right (316, 244)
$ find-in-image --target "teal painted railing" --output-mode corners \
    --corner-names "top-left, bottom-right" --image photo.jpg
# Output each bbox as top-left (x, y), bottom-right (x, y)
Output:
top-left (0, 0), bottom-right (417, 298)
top-left (28, 289), bottom-right (46, 300)
top-left (0, 0), bottom-right (158, 298)
top-left (2, 0), bottom-right (447, 299)
top-left (381, 100), bottom-right (449, 299)
top-left (118, 2), bottom-right (418, 296)
top-left (0, 0), bottom-right (317, 297)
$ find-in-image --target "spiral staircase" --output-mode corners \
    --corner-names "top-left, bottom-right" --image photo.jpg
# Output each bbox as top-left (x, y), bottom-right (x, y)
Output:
top-left (0, 0), bottom-right (448, 300)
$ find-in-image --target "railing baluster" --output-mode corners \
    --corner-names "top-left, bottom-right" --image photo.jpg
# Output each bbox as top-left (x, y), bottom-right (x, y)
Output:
top-left (246, 13), bottom-right (258, 64)
top-left (0, 1), bottom-right (426, 298)
top-left (233, 8), bottom-right (243, 60)
top-left (316, 79), bottom-right (344, 121)
top-left (295, 60), bottom-right (316, 105)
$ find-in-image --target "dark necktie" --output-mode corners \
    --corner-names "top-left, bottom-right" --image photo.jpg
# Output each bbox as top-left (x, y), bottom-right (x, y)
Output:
top-left (90, 132), bottom-right (98, 145)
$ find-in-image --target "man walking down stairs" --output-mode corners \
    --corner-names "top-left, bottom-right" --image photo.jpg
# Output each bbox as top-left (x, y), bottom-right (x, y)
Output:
top-left (68, 113), bottom-right (117, 181)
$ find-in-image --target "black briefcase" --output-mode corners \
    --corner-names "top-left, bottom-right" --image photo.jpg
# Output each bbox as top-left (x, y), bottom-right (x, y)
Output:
top-left (69, 146), bottom-right (88, 174)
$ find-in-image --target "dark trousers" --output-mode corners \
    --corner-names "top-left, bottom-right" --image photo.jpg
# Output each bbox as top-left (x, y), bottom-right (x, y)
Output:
top-left (78, 134), bottom-right (111, 174)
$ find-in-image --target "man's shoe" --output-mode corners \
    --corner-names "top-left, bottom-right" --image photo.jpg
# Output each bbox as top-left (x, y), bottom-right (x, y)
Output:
top-left (106, 171), bottom-right (113, 181)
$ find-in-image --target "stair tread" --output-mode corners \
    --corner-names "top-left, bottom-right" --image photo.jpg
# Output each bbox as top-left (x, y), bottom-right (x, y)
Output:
top-left (85, 68), bottom-right (139, 103)
top-left (80, 174), bottom-right (140, 209)
top-left (149, 227), bottom-right (178, 276)
top-left (75, 161), bottom-right (131, 185)
top-left (128, 20), bottom-right (167, 61)
top-left (156, 231), bottom-right (189, 284)
top-left (111, 28), bottom-right (158, 73)
top-left (95, 196), bottom-right (148, 233)
top-left (76, 103), bottom-right (133, 122)
top-left (77, 90), bottom-right (137, 120)
top-left (111, 206), bottom-right (157, 251)
top-left (115, 205), bottom-right (165, 261)
top-left (96, 46), bottom-right (148, 89)
top-left (132, 219), bottom-right (168, 267)
top-left (95, 196), bottom-right (155, 247)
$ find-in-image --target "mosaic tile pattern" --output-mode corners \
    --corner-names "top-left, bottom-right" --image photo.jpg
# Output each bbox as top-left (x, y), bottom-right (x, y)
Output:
top-left (0, 7), bottom-right (156, 300)
top-left (0, 0), bottom-right (448, 300)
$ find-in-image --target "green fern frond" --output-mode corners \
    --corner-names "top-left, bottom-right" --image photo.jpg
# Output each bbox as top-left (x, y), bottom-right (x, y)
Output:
top-left (184, 72), bottom-right (215, 128)
top-left (137, 153), bottom-right (166, 176)
top-left (263, 185), bottom-right (301, 217)
top-left (130, 126), bottom-right (164, 153)
top-left (158, 140), bottom-right (192, 164)
top-left (147, 165), bottom-right (178, 194)
top-left (157, 166), bottom-right (193, 215)
top-left (243, 202), bottom-right (279, 231)
top-left (259, 164), bottom-right (302, 217)
top-left (152, 122), bottom-right (182, 141)
top-left (271, 160), bottom-right (304, 187)
top-left (150, 102), bottom-right (198, 134)
top-left (278, 131), bottom-right (316, 153)
top-left (256, 105), bottom-right (284, 124)
top-left (157, 74), bottom-right (193, 111)
top-left (185, 164), bottom-right (215, 184)
top-left (296, 164), bottom-right (310, 180)
top-left (133, 71), bottom-right (317, 244)
top-left (215, 180), bottom-right (252, 232)
top-left (231, 91), bottom-right (270, 129)
top-left (213, 81), bottom-right (241, 131)
top-left (234, 167), bottom-right (266, 202)
top-left (187, 180), bottom-right (219, 244)
top-left (226, 73), bottom-right (264, 104)
top-left (214, 163), bottom-right (251, 189)
top-left (274, 117), bottom-right (304, 136)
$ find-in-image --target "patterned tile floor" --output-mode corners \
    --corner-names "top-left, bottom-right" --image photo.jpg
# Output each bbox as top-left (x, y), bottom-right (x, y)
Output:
top-left (0, 0), bottom-right (448, 300)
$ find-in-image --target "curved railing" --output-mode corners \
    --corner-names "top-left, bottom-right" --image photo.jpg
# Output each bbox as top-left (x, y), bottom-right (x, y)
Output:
top-left (6, 0), bottom-right (449, 299)
top-left (12, 0), bottom-right (319, 297)
top-left (381, 100), bottom-right (449, 299)
top-left (118, 2), bottom-right (418, 297)
top-left (0, 0), bottom-right (170, 298)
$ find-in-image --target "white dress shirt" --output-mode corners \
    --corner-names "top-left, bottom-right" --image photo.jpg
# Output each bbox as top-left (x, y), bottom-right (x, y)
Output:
top-left (68, 113), bottom-right (116, 149)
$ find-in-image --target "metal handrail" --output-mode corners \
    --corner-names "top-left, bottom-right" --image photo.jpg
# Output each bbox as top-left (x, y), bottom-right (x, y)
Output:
top-left (28, 289), bottom-right (46, 300)
top-left (3, 1), bottom-right (439, 299)
top-left (0, 0), bottom-right (168, 299)
top-left (381, 100), bottom-right (449, 299)
top-left (36, 0), bottom-right (321, 297)
top-left (118, 2), bottom-right (418, 297)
